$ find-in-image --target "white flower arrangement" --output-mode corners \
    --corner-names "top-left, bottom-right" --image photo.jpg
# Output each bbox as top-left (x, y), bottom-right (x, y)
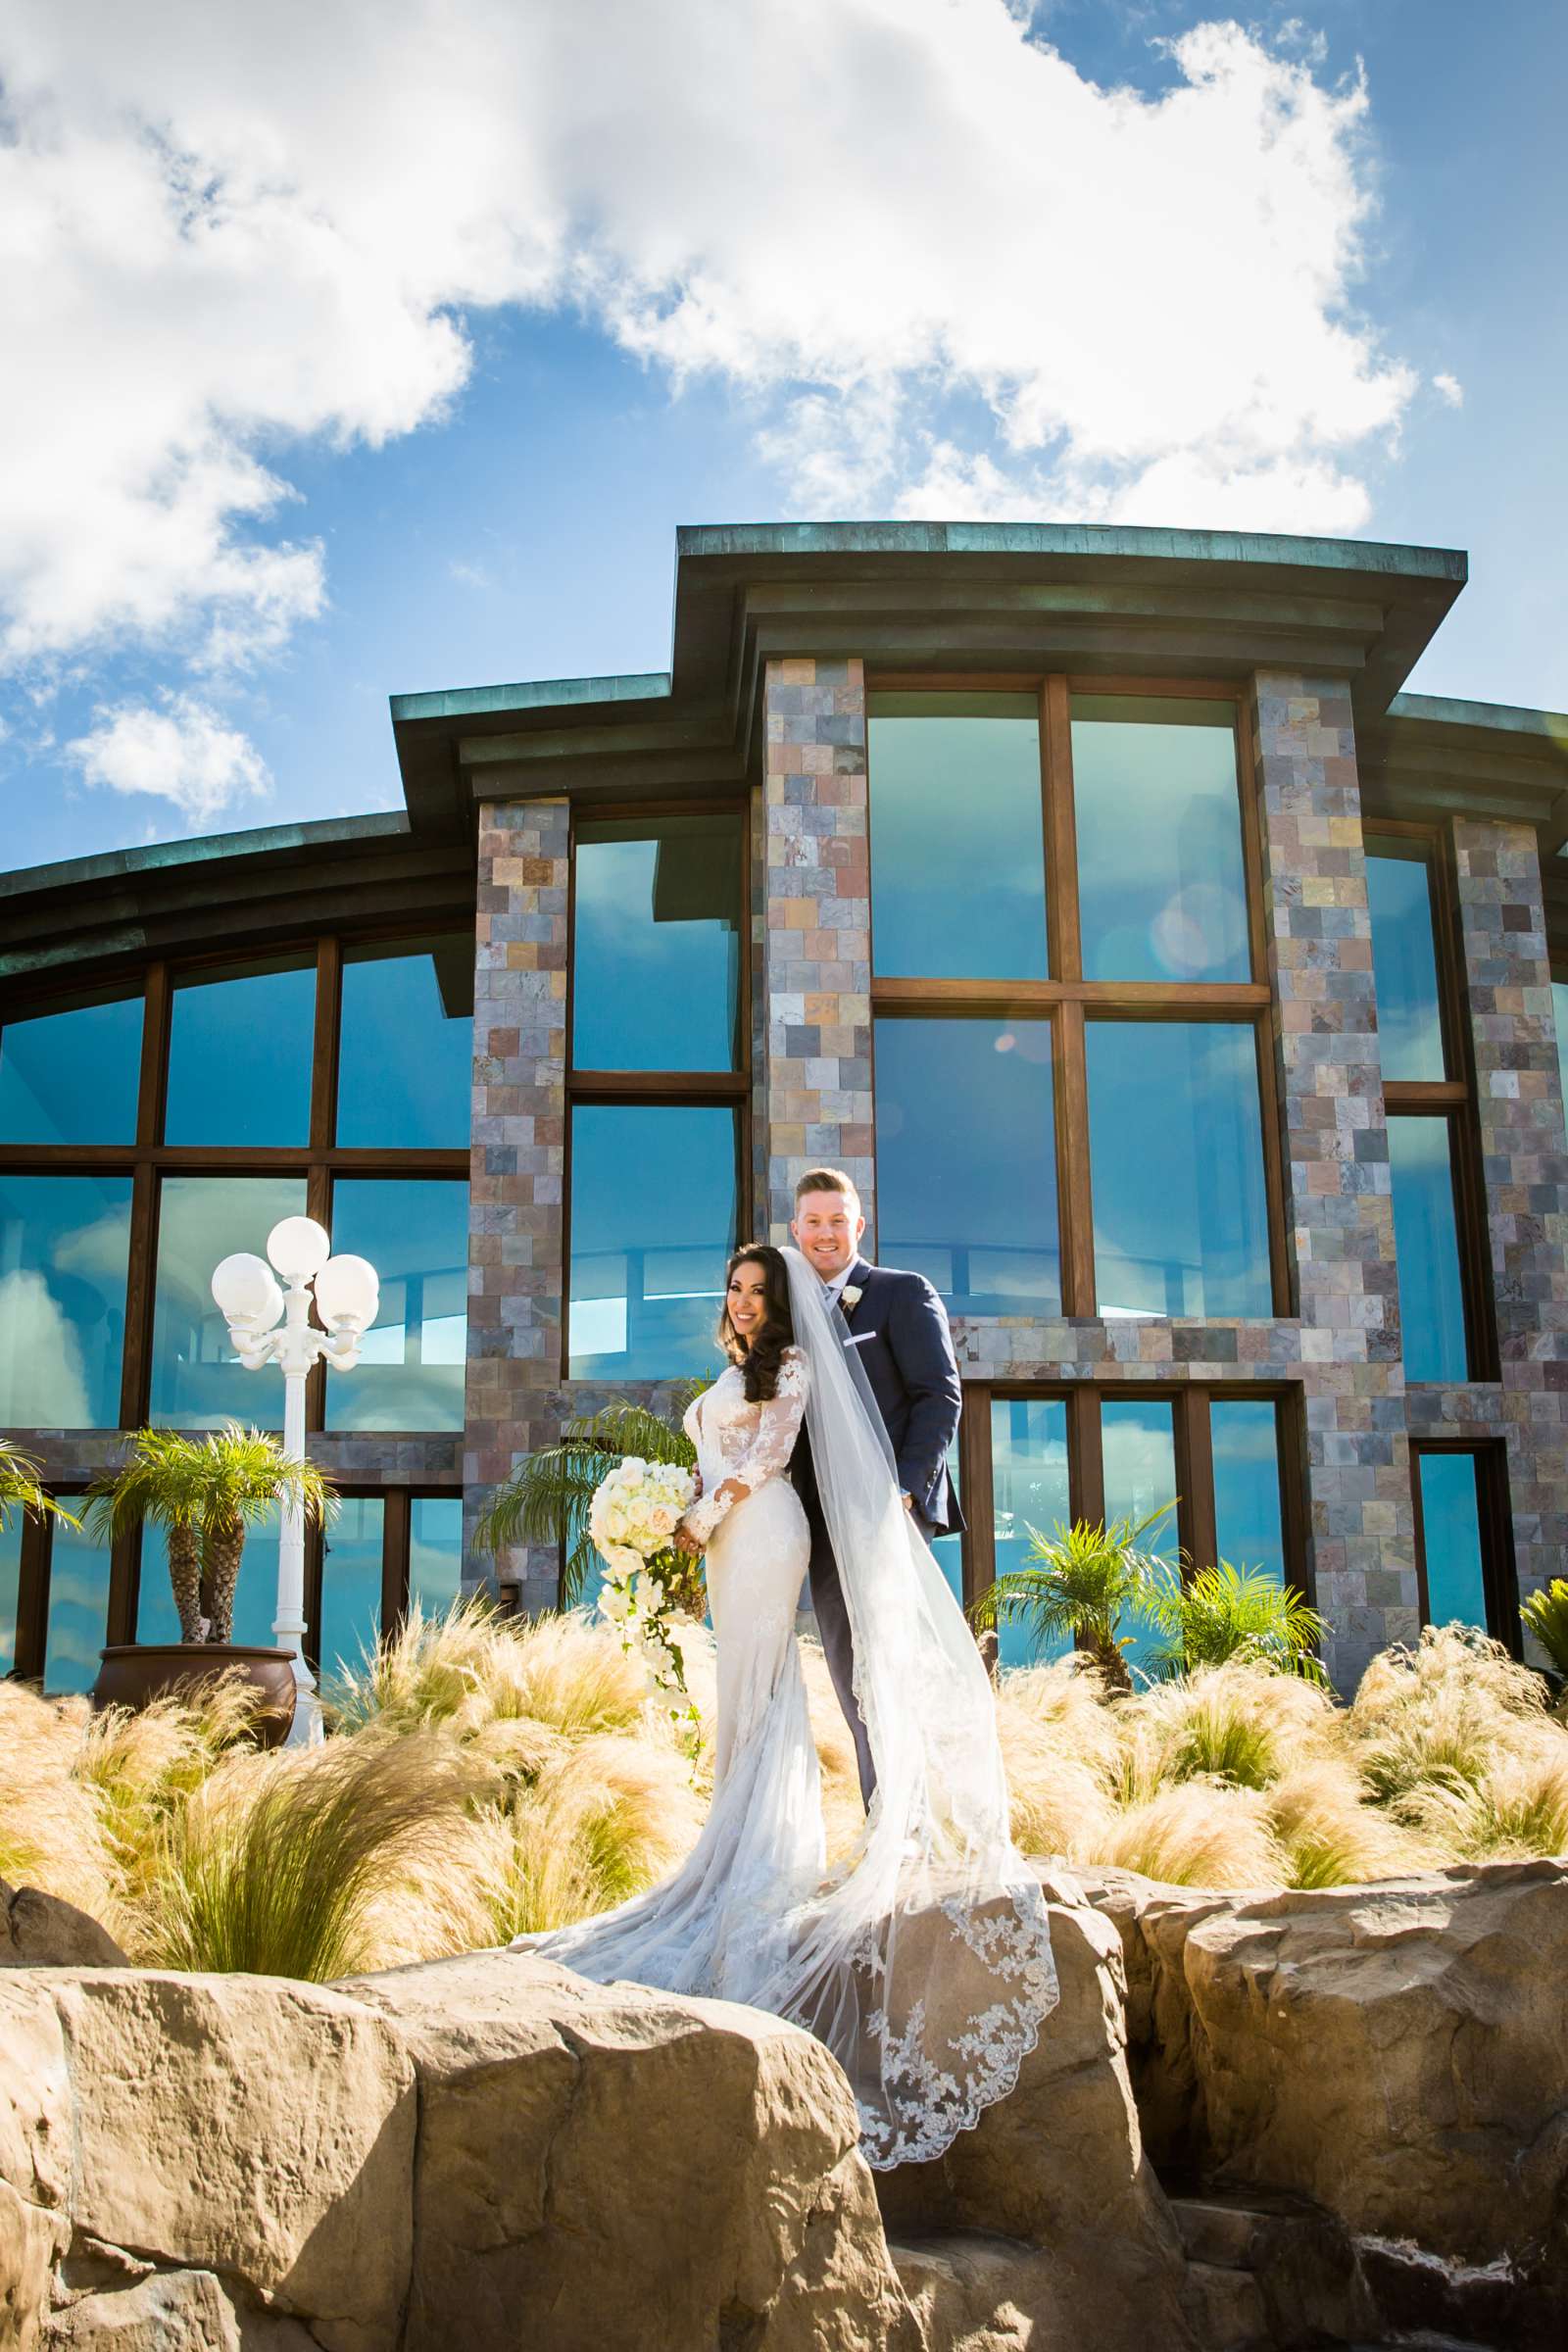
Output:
top-left (588, 1454), bottom-right (705, 1726)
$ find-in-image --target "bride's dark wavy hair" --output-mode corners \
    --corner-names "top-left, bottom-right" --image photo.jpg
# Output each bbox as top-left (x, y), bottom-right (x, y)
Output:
top-left (717, 1245), bottom-right (795, 1402)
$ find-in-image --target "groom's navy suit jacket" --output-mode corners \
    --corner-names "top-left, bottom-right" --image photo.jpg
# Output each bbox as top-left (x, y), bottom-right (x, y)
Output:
top-left (791, 1257), bottom-right (965, 1540)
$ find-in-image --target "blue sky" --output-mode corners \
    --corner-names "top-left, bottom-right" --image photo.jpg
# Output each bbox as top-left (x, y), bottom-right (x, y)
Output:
top-left (1, 0), bottom-right (1564, 875)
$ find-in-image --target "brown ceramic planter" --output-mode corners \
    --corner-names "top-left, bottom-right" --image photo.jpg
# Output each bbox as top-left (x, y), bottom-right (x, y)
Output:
top-left (91, 1644), bottom-right (298, 1748)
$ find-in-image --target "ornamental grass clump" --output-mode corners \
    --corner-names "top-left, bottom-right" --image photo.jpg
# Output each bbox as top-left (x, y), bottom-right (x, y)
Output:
top-left (0, 1683), bottom-right (119, 1926)
top-left (143, 1727), bottom-right (496, 1979)
top-left (470, 1731), bottom-right (707, 1942)
top-left (1348, 1624), bottom-right (1557, 1816)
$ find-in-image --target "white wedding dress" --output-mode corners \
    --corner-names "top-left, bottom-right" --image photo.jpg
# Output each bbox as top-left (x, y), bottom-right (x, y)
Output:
top-left (513, 1248), bottom-right (1058, 2169)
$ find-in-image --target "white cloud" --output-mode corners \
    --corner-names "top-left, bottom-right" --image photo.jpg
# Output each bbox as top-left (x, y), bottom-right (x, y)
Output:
top-left (0, 1270), bottom-right (91, 1428)
top-left (1433, 371), bottom-right (1464, 409)
top-left (67, 693), bottom-right (270, 825)
top-left (0, 1), bottom-right (1416, 691)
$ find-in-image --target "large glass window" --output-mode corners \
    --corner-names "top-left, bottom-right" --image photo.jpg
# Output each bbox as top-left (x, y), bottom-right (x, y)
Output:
top-left (0, 1509), bottom-right (22, 1676)
top-left (324, 1179), bottom-right (467, 1432)
top-left (1072, 699), bottom-right (1249, 983)
top-left (0, 1173), bottom-right (131, 1428)
top-left (0, 994), bottom-right (142, 1144)
top-left (573, 816), bottom-right (742, 1072)
top-left (1414, 1450), bottom-right (1495, 1634)
top-left (337, 937), bottom-right (472, 1147)
top-left (410, 1495), bottom-right (463, 1620)
top-left (990, 1397), bottom-right (1072, 1669)
top-left (1088, 1022), bottom-right (1271, 1317)
top-left (318, 1495), bottom-right (385, 1680)
top-left (1210, 1398), bottom-right (1287, 1583)
top-left (1367, 849), bottom-right (1446, 1080)
top-left (43, 1498), bottom-right (111, 1694)
top-left (137, 1517), bottom-right (280, 1650)
top-left (1388, 1118), bottom-right (1468, 1381)
top-left (165, 961), bottom-right (316, 1147)
top-left (1553, 979), bottom-right (1568, 1118)
top-left (867, 696), bottom-right (1048, 979)
top-left (1102, 1396), bottom-right (1180, 1676)
top-left (150, 1174), bottom-right (308, 1427)
top-left (874, 1017), bottom-right (1058, 1316)
top-left (568, 1105), bottom-right (738, 1378)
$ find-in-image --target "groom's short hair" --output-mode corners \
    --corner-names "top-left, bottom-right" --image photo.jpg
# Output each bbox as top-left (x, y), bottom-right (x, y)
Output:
top-left (795, 1167), bottom-right (860, 1207)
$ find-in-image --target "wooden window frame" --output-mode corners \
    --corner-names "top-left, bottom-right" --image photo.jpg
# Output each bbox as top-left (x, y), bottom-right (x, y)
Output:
top-left (954, 1380), bottom-right (1309, 1624)
top-left (1408, 1439), bottom-right (1518, 1653)
top-left (563, 799), bottom-right (754, 1381)
top-left (0, 926), bottom-right (474, 1679)
top-left (1367, 823), bottom-right (1497, 1383)
top-left (864, 679), bottom-right (1289, 1318)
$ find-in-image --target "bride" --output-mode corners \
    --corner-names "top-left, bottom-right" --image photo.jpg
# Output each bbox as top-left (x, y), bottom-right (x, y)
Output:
top-left (512, 1241), bottom-right (1058, 2170)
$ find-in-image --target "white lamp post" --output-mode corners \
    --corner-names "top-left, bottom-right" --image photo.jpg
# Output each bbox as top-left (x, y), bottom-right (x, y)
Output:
top-left (211, 1215), bottom-right (379, 1745)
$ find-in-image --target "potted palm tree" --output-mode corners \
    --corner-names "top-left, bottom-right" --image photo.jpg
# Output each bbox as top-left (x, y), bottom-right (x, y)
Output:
top-left (84, 1423), bottom-right (336, 1744)
top-left (969, 1506), bottom-right (1174, 1695)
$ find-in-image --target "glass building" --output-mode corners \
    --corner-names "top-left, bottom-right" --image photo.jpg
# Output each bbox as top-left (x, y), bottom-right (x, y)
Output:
top-left (3, 525), bottom-right (1566, 1696)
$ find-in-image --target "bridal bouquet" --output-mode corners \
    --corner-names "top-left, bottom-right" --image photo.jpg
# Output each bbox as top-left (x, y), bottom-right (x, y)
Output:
top-left (588, 1455), bottom-right (706, 1724)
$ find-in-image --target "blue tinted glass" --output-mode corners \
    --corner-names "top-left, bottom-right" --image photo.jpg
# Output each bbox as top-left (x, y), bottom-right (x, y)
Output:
top-left (0, 1173), bottom-right (131, 1428)
top-left (44, 1500), bottom-right (110, 1694)
top-left (338, 938), bottom-right (472, 1147)
top-left (410, 1496), bottom-right (464, 1619)
top-left (137, 1518), bottom-right (280, 1650)
top-left (1554, 981), bottom-right (1568, 1123)
top-left (0, 996), bottom-right (142, 1144)
top-left (573, 817), bottom-right (741, 1071)
top-left (1209, 1398), bottom-right (1286, 1582)
top-left (325, 1180), bottom-right (468, 1432)
top-left (990, 1397), bottom-right (1072, 1671)
top-left (929, 1439), bottom-right (963, 1615)
top-left (874, 1017), bottom-right (1059, 1316)
top-left (1418, 1452), bottom-right (1488, 1631)
top-left (868, 698), bottom-right (1047, 979)
top-left (165, 963), bottom-right (316, 1146)
top-left (1101, 1398), bottom-right (1180, 1679)
top-left (1366, 853), bottom-right (1446, 1080)
top-left (318, 1496), bottom-right (385, 1679)
top-left (1088, 1022), bottom-right (1271, 1317)
top-left (1388, 1118), bottom-right (1467, 1381)
top-left (0, 1509), bottom-right (21, 1673)
top-left (150, 1175), bottom-right (308, 1429)
top-left (1073, 699), bottom-right (1249, 982)
top-left (569, 1105), bottom-right (738, 1379)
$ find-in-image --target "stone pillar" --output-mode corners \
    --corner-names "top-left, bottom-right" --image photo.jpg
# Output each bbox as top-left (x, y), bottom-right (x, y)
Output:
top-left (760, 659), bottom-right (874, 1243)
top-left (1442, 820), bottom-right (1568, 1609)
top-left (1250, 672), bottom-right (1418, 1690)
top-left (463, 798), bottom-right (568, 1611)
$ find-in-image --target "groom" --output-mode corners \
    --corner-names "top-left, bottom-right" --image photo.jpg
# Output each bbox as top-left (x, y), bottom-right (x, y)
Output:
top-left (788, 1168), bottom-right (964, 1806)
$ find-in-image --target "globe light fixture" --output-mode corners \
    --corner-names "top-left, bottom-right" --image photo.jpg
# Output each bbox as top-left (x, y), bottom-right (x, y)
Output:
top-left (210, 1215), bottom-right (381, 1744)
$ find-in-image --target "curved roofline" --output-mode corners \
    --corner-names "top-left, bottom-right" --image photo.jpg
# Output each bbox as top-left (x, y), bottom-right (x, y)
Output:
top-left (0, 809), bottom-right (410, 902)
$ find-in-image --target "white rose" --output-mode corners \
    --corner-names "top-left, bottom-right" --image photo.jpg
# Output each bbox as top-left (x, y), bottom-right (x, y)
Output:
top-left (648, 1505), bottom-right (676, 1537)
top-left (600, 1501), bottom-right (629, 1542)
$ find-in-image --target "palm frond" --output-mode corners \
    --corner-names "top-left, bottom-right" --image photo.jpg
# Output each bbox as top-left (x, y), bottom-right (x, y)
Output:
top-left (1143, 1560), bottom-right (1327, 1682)
top-left (969, 1505), bottom-right (1172, 1646)
top-left (473, 1385), bottom-right (704, 1607)
top-left (1521, 1579), bottom-right (1568, 1681)
top-left (0, 1445), bottom-right (78, 1535)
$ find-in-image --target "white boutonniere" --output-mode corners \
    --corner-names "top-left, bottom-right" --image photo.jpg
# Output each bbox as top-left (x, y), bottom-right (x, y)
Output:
top-left (840, 1284), bottom-right (863, 1313)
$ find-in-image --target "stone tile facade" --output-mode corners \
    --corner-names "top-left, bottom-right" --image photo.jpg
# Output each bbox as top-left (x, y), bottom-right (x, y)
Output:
top-left (1405, 819), bottom-right (1568, 1616)
top-left (760, 658), bottom-right (875, 1242)
top-left (463, 797), bottom-right (568, 1612)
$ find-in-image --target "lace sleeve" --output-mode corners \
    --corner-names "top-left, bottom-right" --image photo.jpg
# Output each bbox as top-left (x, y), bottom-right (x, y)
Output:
top-left (681, 1348), bottom-right (809, 1545)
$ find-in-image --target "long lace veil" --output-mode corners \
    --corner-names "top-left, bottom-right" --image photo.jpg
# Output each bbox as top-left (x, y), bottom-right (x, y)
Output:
top-left (761, 1246), bottom-right (1059, 2168)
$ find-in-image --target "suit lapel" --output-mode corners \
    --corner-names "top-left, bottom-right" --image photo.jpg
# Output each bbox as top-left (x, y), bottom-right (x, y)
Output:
top-left (842, 1258), bottom-right (876, 1327)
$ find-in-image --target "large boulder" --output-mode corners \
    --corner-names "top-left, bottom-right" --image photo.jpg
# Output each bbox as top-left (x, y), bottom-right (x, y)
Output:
top-left (0, 1970), bottom-right (416, 2352)
top-left (0, 1884), bottom-right (127, 1973)
top-left (338, 1947), bottom-right (917, 2352)
top-left (875, 1872), bottom-right (1200, 2352)
top-left (1120, 1859), bottom-right (1568, 2304)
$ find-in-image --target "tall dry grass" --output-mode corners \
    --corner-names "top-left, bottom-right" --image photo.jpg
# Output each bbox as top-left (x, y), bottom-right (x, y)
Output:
top-left (2, 1611), bottom-right (1563, 1978)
